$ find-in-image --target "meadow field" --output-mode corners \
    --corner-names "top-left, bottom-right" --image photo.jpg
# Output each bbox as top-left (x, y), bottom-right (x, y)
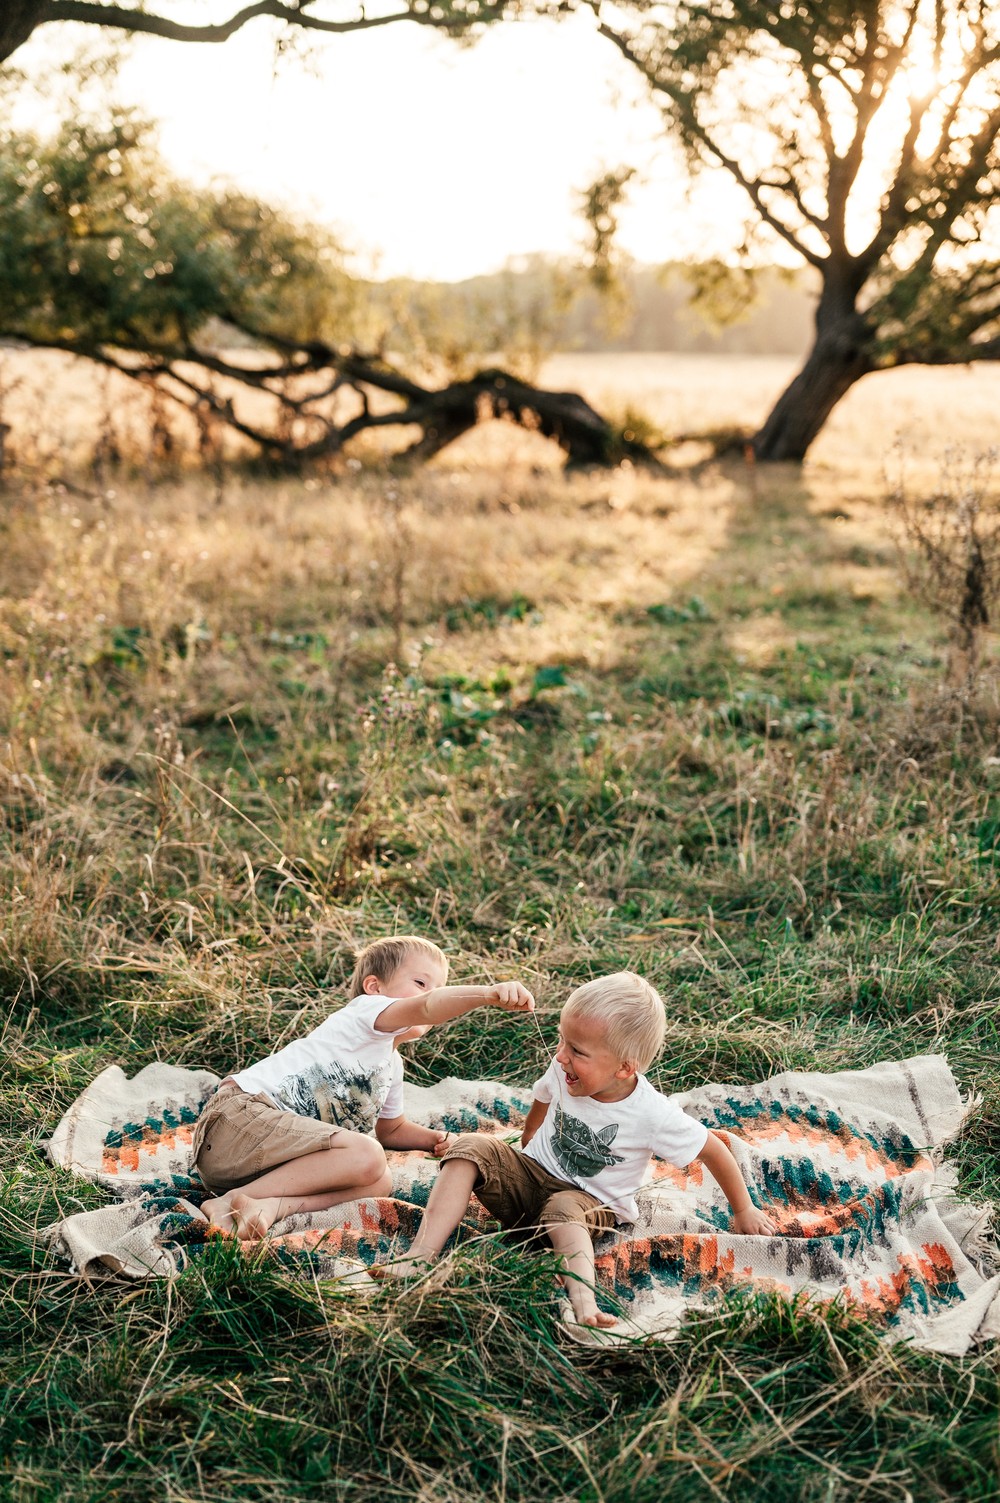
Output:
top-left (0, 351), bottom-right (998, 1501)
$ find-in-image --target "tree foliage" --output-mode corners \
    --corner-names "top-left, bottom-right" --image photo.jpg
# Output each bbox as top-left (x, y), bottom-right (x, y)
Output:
top-left (0, 115), bottom-right (354, 351)
top-left (587, 0), bottom-right (1000, 457)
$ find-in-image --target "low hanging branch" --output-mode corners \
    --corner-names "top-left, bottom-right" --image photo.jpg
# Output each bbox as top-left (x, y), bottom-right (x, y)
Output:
top-left (388, 366), bottom-right (664, 470)
top-left (19, 330), bottom-right (667, 474)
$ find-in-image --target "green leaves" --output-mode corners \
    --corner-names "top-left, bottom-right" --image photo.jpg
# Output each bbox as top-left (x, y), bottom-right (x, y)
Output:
top-left (0, 112), bottom-right (354, 357)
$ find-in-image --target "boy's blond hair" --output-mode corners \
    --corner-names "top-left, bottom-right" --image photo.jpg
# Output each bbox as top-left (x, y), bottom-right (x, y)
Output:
top-left (561, 971), bottom-right (666, 1073)
top-left (348, 935), bottom-right (449, 998)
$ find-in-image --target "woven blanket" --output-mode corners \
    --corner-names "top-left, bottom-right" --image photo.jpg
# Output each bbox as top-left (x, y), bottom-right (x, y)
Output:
top-left (43, 1055), bottom-right (1000, 1354)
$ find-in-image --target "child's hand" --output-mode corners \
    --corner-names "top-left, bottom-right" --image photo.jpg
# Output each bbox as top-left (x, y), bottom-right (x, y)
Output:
top-left (731, 1206), bottom-right (778, 1236)
top-left (486, 981), bottom-right (535, 1012)
top-left (432, 1131), bottom-right (454, 1157)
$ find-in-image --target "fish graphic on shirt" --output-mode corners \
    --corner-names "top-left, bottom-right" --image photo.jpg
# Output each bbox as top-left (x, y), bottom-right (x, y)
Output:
top-left (551, 1104), bottom-right (625, 1179)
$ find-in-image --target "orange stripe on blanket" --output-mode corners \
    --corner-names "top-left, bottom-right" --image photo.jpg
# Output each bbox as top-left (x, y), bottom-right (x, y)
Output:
top-left (773, 1192), bottom-right (891, 1238)
top-left (362, 1199), bottom-right (399, 1237)
top-left (915, 1242), bottom-right (958, 1284)
top-left (644, 1127), bottom-right (932, 1193)
top-left (839, 1244), bottom-right (958, 1319)
top-left (647, 1159), bottom-right (705, 1187)
top-left (727, 1115), bottom-right (933, 1176)
top-left (275, 1228), bottom-right (348, 1256)
top-left (597, 1234), bottom-right (738, 1289)
top-left (595, 1236), bottom-right (652, 1285)
top-left (101, 1124), bottom-right (194, 1175)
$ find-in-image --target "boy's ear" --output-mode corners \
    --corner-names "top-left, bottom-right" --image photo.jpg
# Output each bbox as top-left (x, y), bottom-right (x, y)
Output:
top-left (616, 1059), bottom-right (638, 1078)
top-left (362, 974), bottom-right (382, 995)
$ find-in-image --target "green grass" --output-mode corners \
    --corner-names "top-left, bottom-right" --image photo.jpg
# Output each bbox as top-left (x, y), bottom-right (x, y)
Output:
top-left (0, 454), bottom-right (998, 1501)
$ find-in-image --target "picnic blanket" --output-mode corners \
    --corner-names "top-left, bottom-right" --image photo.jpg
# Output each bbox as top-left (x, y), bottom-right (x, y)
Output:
top-left (43, 1054), bottom-right (1000, 1354)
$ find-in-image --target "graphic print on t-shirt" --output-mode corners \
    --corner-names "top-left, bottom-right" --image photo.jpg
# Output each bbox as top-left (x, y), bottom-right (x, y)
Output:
top-left (551, 1104), bottom-right (625, 1178)
top-left (273, 1058), bottom-right (391, 1131)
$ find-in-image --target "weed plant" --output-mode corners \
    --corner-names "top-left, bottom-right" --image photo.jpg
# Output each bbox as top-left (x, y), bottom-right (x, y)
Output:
top-left (0, 448), bottom-right (998, 1501)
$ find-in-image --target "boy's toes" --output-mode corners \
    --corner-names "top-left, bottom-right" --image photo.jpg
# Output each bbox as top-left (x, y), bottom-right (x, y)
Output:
top-left (201, 1197), bottom-right (237, 1237)
top-left (559, 1305), bottom-right (639, 1348)
top-left (368, 1253), bottom-right (437, 1283)
top-left (229, 1193), bottom-right (276, 1241)
top-left (571, 1308), bottom-right (619, 1329)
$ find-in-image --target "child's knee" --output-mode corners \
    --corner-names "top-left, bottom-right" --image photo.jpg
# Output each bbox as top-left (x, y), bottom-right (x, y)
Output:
top-left (370, 1165), bottom-right (393, 1197)
top-left (539, 1189), bottom-right (611, 1237)
top-left (448, 1131), bottom-right (488, 1157)
top-left (539, 1192), bottom-right (589, 1228)
top-left (340, 1132), bottom-right (388, 1183)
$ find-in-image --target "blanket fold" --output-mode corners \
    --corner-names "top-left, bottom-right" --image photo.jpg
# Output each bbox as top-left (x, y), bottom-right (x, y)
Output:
top-left (43, 1054), bottom-right (999, 1355)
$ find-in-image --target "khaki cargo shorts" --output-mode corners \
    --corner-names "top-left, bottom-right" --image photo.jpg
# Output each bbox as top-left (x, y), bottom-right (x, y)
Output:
top-left (442, 1133), bottom-right (616, 1241)
top-left (192, 1082), bottom-right (338, 1193)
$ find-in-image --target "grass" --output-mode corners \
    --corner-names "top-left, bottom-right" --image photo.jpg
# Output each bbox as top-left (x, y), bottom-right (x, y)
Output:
top-left (1, 357), bottom-right (999, 1501)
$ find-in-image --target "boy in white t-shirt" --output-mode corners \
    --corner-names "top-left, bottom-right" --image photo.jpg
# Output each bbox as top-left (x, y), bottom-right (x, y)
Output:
top-left (192, 935), bottom-right (534, 1240)
top-left (373, 971), bottom-right (775, 1329)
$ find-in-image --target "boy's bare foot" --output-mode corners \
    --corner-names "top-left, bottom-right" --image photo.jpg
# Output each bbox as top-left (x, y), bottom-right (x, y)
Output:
top-left (201, 1195), bottom-right (237, 1236)
top-left (229, 1192), bottom-right (283, 1240)
top-left (559, 1305), bottom-right (638, 1347)
top-left (571, 1306), bottom-right (619, 1329)
top-left (368, 1251), bottom-right (439, 1282)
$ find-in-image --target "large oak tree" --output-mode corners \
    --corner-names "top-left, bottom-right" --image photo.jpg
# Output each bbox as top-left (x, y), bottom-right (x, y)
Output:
top-left (590, 0), bottom-right (1000, 459)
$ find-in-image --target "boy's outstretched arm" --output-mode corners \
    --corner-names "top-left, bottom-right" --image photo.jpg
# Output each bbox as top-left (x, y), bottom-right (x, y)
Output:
top-left (375, 981), bottom-right (534, 1033)
top-left (696, 1131), bottom-right (777, 1236)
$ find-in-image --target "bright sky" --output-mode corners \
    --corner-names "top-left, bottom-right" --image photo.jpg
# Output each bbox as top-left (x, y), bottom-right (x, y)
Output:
top-left (18, 9), bottom-right (749, 280)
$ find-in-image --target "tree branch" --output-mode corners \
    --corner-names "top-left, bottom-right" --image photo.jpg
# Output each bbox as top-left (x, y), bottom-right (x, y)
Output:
top-left (868, 97), bottom-right (1000, 283)
top-left (893, 336), bottom-right (1000, 366)
top-left (43, 0), bottom-right (489, 44)
top-left (592, 15), bottom-right (825, 269)
top-left (825, 9), bottom-right (916, 257)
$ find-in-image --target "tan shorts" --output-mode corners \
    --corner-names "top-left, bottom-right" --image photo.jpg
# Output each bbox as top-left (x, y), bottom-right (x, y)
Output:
top-left (192, 1083), bottom-right (338, 1193)
top-left (443, 1133), bottom-right (616, 1241)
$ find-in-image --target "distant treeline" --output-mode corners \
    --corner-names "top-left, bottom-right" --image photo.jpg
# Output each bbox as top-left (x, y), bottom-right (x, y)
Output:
top-left (379, 259), bottom-right (817, 357)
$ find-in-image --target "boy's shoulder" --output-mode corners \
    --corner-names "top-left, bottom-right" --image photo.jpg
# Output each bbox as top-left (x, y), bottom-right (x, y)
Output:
top-left (316, 992), bottom-right (394, 1035)
top-left (620, 1073), bottom-right (659, 1102)
top-left (618, 1074), bottom-right (686, 1121)
top-left (637, 1073), bottom-right (688, 1108)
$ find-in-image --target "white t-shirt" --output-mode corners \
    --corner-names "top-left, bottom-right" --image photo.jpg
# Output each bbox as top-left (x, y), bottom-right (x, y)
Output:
top-left (524, 1059), bottom-right (710, 1222)
top-left (231, 993), bottom-right (412, 1132)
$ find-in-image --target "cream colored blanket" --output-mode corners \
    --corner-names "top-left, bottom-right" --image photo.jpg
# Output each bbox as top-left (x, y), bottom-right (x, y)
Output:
top-left (44, 1054), bottom-right (1000, 1354)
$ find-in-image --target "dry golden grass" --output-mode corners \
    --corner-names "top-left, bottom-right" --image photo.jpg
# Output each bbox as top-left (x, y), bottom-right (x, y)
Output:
top-left (3, 348), bottom-right (994, 784)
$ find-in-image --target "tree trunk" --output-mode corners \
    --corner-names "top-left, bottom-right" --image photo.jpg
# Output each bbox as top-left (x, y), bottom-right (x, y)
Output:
top-left (752, 295), bottom-right (874, 462)
top-left (0, 0), bottom-right (45, 62)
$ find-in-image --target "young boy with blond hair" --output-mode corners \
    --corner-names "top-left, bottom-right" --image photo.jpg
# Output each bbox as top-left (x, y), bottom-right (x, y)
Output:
top-left (374, 970), bottom-right (775, 1328)
top-left (192, 935), bottom-right (534, 1239)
